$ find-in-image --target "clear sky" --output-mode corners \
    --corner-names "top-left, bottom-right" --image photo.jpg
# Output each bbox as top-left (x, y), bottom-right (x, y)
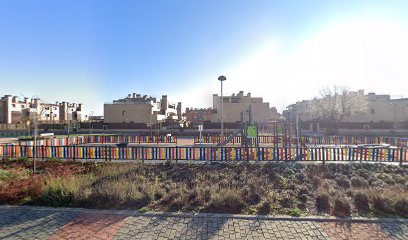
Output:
top-left (1, 0), bottom-right (408, 115)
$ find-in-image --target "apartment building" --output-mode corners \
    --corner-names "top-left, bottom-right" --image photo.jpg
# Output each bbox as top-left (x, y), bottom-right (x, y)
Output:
top-left (211, 91), bottom-right (271, 123)
top-left (104, 93), bottom-right (182, 124)
top-left (0, 95), bottom-right (85, 124)
top-left (283, 90), bottom-right (408, 123)
top-left (185, 108), bottom-right (214, 125)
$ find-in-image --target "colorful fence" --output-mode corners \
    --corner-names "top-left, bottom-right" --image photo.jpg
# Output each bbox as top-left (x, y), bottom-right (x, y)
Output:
top-left (82, 135), bottom-right (177, 144)
top-left (18, 136), bottom-right (85, 146)
top-left (16, 135), bottom-right (177, 146)
top-left (1, 145), bottom-right (407, 162)
top-left (194, 135), bottom-right (408, 146)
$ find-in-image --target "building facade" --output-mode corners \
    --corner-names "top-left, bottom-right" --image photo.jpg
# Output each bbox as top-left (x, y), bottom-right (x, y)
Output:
top-left (0, 95), bottom-right (85, 124)
top-left (104, 93), bottom-right (182, 124)
top-left (211, 91), bottom-right (271, 123)
top-left (185, 108), bottom-right (214, 125)
top-left (283, 90), bottom-right (408, 124)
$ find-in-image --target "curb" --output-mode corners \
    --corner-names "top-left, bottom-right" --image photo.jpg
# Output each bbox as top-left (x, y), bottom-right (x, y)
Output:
top-left (1, 205), bottom-right (407, 224)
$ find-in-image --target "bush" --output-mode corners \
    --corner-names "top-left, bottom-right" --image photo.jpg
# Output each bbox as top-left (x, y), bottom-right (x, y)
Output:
top-left (351, 176), bottom-right (368, 188)
top-left (332, 197), bottom-right (351, 217)
top-left (298, 186), bottom-right (310, 196)
top-left (287, 208), bottom-right (301, 217)
top-left (299, 194), bottom-right (308, 203)
top-left (257, 200), bottom-right (271, 215)
top-left (372, 196), bottom-right (394, 215)
top-left (354, 192), bottom-right (370, 213)
top-left (316, 193), bottom-right (330, 213)
top-left (393, 198), bottom-right (408, 217)
top-left (39, 179), bottom-right (74, 207)
top-left (335, 175), bottom-right (351, 188)
top-left (207, 189), bottom-right (246, 214)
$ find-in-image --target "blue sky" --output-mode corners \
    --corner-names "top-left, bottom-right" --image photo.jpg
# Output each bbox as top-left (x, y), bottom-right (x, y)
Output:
top-left (1, 0), bottom-right (408, 115)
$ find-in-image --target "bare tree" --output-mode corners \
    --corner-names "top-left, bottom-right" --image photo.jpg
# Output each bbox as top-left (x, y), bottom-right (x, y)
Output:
top-left (310, 86), bottom-right (368, 133)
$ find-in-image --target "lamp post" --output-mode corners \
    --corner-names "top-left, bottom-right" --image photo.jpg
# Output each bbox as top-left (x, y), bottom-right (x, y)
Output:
top-left (33, 111), bottom-right (37, 173)
top-left (218, 75), bottom-right (226, 143)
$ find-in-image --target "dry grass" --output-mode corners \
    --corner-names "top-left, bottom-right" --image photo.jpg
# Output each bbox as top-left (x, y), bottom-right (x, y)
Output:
top-left (1, 159), bottom-right (408, 217)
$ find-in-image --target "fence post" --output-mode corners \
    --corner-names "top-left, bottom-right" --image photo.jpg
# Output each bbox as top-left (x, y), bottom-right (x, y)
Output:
top-left (175, 146), bottom-right (179, 163)
top-left (359, 147), bottom-right (363, 164)
top-left (41, 145), bottom-right (45, 160)
top-left (105, 146), bottom-right (108, 162)
top-left (73, 145), bottom-right (76, 161)
top-left (109, 146), bottom-right (112, 162)
top-left (400, 147), bottom-right (404, 167)
top-left (322, 147), bottom-right (325, 166)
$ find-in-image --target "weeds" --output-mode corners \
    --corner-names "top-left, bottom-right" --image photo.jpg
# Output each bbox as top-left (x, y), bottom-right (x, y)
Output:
top-left (0, 161), bottom-right (407, 217)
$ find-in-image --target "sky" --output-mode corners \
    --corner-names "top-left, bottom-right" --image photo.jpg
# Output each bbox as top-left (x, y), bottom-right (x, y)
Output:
top-left (1, 0), bottom-right (408, 115)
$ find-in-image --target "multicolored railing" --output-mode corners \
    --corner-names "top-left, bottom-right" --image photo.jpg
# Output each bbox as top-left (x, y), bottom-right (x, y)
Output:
top-left (1, 145), bottom-right (406, 162)
top-left (17, 135), bottom-right (177, 146)
top-left (82, 135), bottom-right (177, 144)
top-left (19, 136), bottom-right (85, 146)
top-left (194, 135), bottom-right (408, 147)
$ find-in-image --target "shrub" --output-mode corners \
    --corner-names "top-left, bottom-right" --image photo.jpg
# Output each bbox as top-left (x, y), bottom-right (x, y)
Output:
top-left (350, 176), bottom-right (368, 188)
top-left (299, 194), bottom-right (308, 203)
top-left (138, 207), bottom-right (149, 213)
top-left (0, 169), bottom-right (12, 180)
top-left (280, 190), bottom-right (297, 208)
top-left (335, 175), bottom-right (351, 189)
top-left (287, 208), bottom-right (301, 217)
top-left (207, 189), bottom-right (246, 214)
top-left (257, 200), bottom-right (271, 215)
top-left (332, 197), bottom-right (351, 217)
top-left (372, 196), bottom-right (394, 215)
top-left (241, 185), bottom-right (262, 205)
top-left (316, 193), bottom-right (330, 213)
top-left (201, 187), bottom-right (214, 202)
top-left (298, 186), bottom-right (310, 196)
top-left (393, 198), bottom-right (408, 217)
top-left (354, 192), bottom-right (370, 213)
top-left (39, 179), bottom-right (75, 207)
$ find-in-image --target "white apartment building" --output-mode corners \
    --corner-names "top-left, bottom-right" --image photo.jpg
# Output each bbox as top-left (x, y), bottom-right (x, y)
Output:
top-left (0, 95), bottom-right (85, 124)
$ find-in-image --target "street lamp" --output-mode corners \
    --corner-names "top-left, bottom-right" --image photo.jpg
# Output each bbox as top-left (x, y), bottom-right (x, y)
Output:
top-left (218, 75), bottom-right (226, 143)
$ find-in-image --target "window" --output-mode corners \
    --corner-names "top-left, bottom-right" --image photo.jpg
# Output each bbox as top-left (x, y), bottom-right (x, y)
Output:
top-left (22, 105), bottom-right (25, 108)
top-left (12, 104), bottom-right (16, 107)
top-left (371, 109), bottom-right (375, 114)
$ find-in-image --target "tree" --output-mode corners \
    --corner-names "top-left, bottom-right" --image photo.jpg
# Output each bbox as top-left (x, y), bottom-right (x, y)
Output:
top-left (310, 86), bottom-right (368, 134)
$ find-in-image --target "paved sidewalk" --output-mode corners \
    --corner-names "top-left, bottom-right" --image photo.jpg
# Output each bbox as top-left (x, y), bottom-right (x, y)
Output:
top-left (0, 205), bottom-right (407, 240)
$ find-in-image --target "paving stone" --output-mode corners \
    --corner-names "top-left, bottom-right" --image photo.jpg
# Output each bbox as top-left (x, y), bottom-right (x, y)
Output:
top-left (0, 206), bottom-right (407, 239)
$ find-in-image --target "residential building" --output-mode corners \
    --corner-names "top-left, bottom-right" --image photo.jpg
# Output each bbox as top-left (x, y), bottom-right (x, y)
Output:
top-left (104, 93), bottom-right (182, 124)
top-left (283, 90), bottom-right (408, 124)
top-left (211, 91), bottom-right (271, 123)
top-left (0, 95), bottom-right (85, 124)
top-left (185, 108), bottom-right (214, 125)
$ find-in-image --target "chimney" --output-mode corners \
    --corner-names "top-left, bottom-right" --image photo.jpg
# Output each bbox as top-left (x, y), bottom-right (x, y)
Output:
top-left (161, 95), bottom-right (168, 111)
top-left (177, 102), bottom-right (182, 120)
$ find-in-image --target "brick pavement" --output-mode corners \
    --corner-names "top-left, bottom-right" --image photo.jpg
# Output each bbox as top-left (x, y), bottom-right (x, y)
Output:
top-left (0, 206), bottom-right (407, 240)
